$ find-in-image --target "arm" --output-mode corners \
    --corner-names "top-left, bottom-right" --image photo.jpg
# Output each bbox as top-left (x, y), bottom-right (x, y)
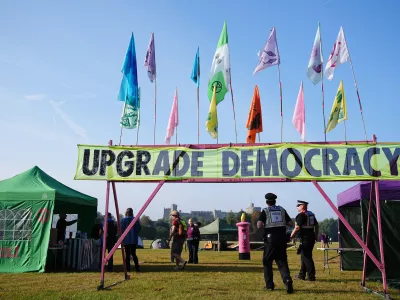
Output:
top-left (167, 225), bottom-right (176, 241)
top-left (66, 219), bottom-right (78, 226)
top-left (290, 225), bottom-right (300, 240)
top-left (257, 210), bottom-right (266, 229)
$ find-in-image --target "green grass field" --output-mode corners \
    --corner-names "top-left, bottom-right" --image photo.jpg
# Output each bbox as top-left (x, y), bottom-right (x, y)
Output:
top-left (0, 241), bottom-right (398, 300)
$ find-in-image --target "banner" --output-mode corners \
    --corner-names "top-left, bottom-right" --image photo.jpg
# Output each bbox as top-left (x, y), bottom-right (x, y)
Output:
top-left (74, 143), bottom-right (400, 181)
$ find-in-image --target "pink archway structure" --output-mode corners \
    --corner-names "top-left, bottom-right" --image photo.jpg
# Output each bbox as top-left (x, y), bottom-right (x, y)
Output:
top-left (77, 135), bottom-right (395, 299)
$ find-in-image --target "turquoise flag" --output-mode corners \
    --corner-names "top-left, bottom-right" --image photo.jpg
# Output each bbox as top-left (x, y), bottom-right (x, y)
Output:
top-left (121, 88), bottom-right (140, 129)
top-left (191, 47), bottom-right (200, 87)
top-left (118, 33), bottom-right (139, 107)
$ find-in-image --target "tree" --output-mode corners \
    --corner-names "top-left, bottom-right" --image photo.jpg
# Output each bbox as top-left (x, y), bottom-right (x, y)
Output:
top-left (197, 216), bottom-right (206, 226)
top-left (318, 218), bottom-right (338, 242)
top-left (96, 211), bottom-right (104, 223)
top-left (251, 211), bottom-right (261, 233)
top-left (156, 226), bottom-right (169, 239)
top-left (140, 215), bottom-right (153, 226)
top-left (225, 212), bottom-right (236, 225)
top-left (155, 219), bottom-right (170, 229)
top-left (140, 225), bottom-right (157, 240)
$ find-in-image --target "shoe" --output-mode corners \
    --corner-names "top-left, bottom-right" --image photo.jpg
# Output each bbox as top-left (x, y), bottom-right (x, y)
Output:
top-left (264, 283), bottom-right (275, 291)
top-left (180, 261), bottom-right (187, 270)
top-left (295, 274), bottom-right (305, 280)
top-left (135, 268), bottom-right (141, 272)
top-left (307, 277), bottom-right (316, 281)
top-left (172, 266), bottom-right (180, 271)
top-left (285, 279), bottom-right (294, 294)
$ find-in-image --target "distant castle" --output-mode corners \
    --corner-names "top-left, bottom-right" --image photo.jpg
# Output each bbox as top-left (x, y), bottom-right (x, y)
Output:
top-left (162, 202), bottom-right (261, 221)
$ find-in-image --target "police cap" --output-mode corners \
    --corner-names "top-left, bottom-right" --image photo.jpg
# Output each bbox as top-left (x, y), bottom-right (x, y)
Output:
top-left (265, 193), bottom-right (277, 203)
top-left (296, 200), bottom-right (309, 207)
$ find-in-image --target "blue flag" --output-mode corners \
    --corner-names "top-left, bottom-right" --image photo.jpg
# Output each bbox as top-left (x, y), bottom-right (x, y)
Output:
top-left (191, 47), bottom-right (200, 87)
top-left (118, 33), bottom-right (139, 107)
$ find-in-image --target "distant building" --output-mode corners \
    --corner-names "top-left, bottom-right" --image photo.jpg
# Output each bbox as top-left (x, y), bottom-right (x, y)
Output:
top-left (245, 202), bottom-right (261, 215)
top-left (163, 204), bottom-right (230, 221)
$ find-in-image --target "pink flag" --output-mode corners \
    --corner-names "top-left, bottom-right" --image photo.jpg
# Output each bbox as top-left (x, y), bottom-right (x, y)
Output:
top-left (165, 88), bottom-right (179, 144)
top-left (292, 81), bottom-right (305, 141)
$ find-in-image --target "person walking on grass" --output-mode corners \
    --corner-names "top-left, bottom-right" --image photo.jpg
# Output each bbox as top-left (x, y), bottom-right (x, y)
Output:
top-left (166, 210), bottom-right (187, 270)
top-left (187, 218), bottom-right (200, 264)
top-left (121, 208), bottom-right (142, 272)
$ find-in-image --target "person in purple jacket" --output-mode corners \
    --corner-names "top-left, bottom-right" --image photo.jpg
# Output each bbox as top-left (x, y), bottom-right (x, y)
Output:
top-left (121, 208), bottom-right (142, 272)
top-left (186, 218), bottom-right (200, 264)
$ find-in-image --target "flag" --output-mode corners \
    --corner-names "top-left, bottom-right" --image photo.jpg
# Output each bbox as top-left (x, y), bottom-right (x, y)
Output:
top-left (207, 21), bottom-right (230, 105)
top-left (326, 80), bottom-right (347, 133)
top-left (253, 27), bottom-right (280, 75)
top-left (165, 88), bottom-right (179, 144)
top-left (246, 85), bottom-right (263, 143)
top-left (292, 81), bottom-right (305, 141)
top-left (118, 33), bottom-right (139, 107)
top-left (325, 27), bottom-right (349, 80)
top-left (191, 47), bottom-right (200, 87)
top-left (307, 24), bottom-right (323, 85)
top-left (144, 32), bottom-right (156, 82)
top-left (206, 85), bottom-right (218, 138)
top-left (120, 88), bottom-right (140, 129)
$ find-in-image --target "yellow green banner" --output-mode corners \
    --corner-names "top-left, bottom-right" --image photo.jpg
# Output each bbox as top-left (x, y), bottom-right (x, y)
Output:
top-left (74, 143), bottom-right (400, 181)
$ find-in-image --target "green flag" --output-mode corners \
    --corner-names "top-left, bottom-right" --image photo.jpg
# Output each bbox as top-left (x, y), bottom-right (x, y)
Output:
top-left (120, 87), bottom-right (140, 129)
top-left (208, 21), bottom-right (230, 105)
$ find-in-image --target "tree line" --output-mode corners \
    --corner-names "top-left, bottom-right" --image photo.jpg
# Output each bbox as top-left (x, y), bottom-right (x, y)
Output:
top-left (95, 211), bottom-right (339, 241)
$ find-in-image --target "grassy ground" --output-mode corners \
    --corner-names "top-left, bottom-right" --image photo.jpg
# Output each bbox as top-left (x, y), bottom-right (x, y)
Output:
top-left (0, 242), bottom-right (398, 300)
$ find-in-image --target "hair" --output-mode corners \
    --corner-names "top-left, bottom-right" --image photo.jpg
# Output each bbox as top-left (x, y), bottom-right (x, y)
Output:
top-left (266, 199), bottom-right (276, 206)
top-left (188, 218), bottom-right (193, 222)
top-left (126, 208), bottom-right (133, 217)
top-left (108, 212), bottom-right (112, 218)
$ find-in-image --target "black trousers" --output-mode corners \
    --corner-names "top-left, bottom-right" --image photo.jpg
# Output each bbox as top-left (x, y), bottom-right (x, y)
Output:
top-left (299, 239), bottom-right (316, 280)
top-left (263, 238), bottom-right (292, 287)
top-left (125, 244), bottom-right (139, 271)
top-left (106, 243), bottom-right (114, 271)
top-left (187, 239), bottom-right (199, 263)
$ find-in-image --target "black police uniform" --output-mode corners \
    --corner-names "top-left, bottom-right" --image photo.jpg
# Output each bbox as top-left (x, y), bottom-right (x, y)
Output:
top-left (295, 210), bottom-right (318, 280)
top-left (258, 201), bottom-right (293, 291)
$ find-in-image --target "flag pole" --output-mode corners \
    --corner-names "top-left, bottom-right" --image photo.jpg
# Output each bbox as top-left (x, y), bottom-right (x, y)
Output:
top-left (258, 133), bottom-right (261, 143)
top-left (229, 74), bottom-right (238, 143)
top-left (119, 102), bottom-right (127, 146)
top-left (277, 64), bottom-right (283, 143)
top-left (176, 87), bottom-right (179, 145)
top-left (154, 77), bottom-right (157, 145)
top-left (342, 28), bottom-right (368, 141)
top-left (344, 120), bottom-right (348, 143)
top-left (197, 86), bottom-right (200, 144)
top-left (136, 127), bottom-right (140, 145)
top-left (320, 22), bottom-right (327, 142)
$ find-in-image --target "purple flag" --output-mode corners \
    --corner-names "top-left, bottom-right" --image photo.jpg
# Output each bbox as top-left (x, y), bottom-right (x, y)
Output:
top-left (253, 27), bottom-right (280, 75)
top-left (144, 32), bottom-right (156, 82)
top-left (164, 88), bottom-right (178, 144)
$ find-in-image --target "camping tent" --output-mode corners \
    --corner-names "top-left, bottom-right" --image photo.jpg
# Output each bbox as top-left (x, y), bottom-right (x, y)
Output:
top-left (337, 181), bottom-right (400, 281)
top-left (150, 238), bottom-right (169, 249)
top-left (199, 218), bottom-right (238, 247)
top-left (0, 166), bottom-right (97, 273)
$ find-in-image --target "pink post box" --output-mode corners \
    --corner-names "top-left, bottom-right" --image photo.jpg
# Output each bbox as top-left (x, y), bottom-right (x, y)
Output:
top-left (236, 221), bottom-right (251, 260)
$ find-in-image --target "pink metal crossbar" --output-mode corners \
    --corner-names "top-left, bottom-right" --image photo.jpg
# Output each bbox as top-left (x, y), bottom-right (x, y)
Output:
top-left (97, 136), bottom-right (390, 298)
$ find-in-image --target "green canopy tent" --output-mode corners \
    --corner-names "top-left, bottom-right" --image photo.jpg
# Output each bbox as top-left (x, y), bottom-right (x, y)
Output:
top-left (199, 218), bottom-right (238, 250)
top-left (0, 166), bottom-right (97, 273)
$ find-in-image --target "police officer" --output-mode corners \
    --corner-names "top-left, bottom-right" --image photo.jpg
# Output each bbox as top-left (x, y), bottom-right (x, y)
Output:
top-left (257, 193), bottom-right (294, 293)
top-left (290, 200), bottom-right (319, 281)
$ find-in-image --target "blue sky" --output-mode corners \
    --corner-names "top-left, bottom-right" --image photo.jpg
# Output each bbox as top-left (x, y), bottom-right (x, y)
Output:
top-left (1, 0), bottom-right (399, 221)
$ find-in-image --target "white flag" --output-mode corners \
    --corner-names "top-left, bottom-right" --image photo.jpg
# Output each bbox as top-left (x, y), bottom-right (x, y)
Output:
top-left (307, 24), bottom-right (323, 85)
top-left (253, 27), bottom-right (280, 75)
top-left (325, 26), bottom-right (349, 80)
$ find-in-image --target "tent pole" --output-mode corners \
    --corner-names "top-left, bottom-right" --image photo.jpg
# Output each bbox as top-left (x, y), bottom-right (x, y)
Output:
top-left (312, 181), bottom-right (382, 268)
top-left (98, 180), bottom-right (111, 290)
top-left (111, 182), bottom-right (128, 280)
top-left (362, 181), bottom-right (375, 286)
top-left (374, 181), bottom-right (388, 297)
top-left (218, 233), bottom-right (220, 252)
top-left (104, 181), bottom-right (165, 263)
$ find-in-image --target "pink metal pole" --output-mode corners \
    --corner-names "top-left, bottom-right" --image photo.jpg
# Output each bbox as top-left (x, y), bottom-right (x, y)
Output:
top-left (111, 182), bottom-right (128, 279)
top-left (374, 181), bottom-right (388, 295)
top-left (105, 181), bottom-right (165, 261)
top-left (361, 182), bottom-right (374, 286)
top-left (99, 180), bottom-right (111, 289)
top-left (312, 180), bottom-right (382, 268)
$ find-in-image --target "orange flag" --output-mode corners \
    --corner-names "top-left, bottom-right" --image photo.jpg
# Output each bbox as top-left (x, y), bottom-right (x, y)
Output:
top-left (246, 85), bottom-right (263, 143)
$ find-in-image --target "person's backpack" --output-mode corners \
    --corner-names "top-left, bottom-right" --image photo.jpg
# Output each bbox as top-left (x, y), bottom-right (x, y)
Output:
top-left (178, 219), bottom-right (187, 238)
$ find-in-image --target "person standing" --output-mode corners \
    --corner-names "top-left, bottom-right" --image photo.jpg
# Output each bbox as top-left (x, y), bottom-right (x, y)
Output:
top-left (187, 218), bottom-right (200, 264)
top-left (105, 213), bottom-right (118, 271)
top-left (290, 200), bottom-right (319, 281)
top-left (121, 208), bottom-right (142, 272)
top-left (166, 210), bottom-right (187, 270)
top-left (257, 193), bottom-right (294, 294)
top-left (56, 213), bottom-right (78, 243)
